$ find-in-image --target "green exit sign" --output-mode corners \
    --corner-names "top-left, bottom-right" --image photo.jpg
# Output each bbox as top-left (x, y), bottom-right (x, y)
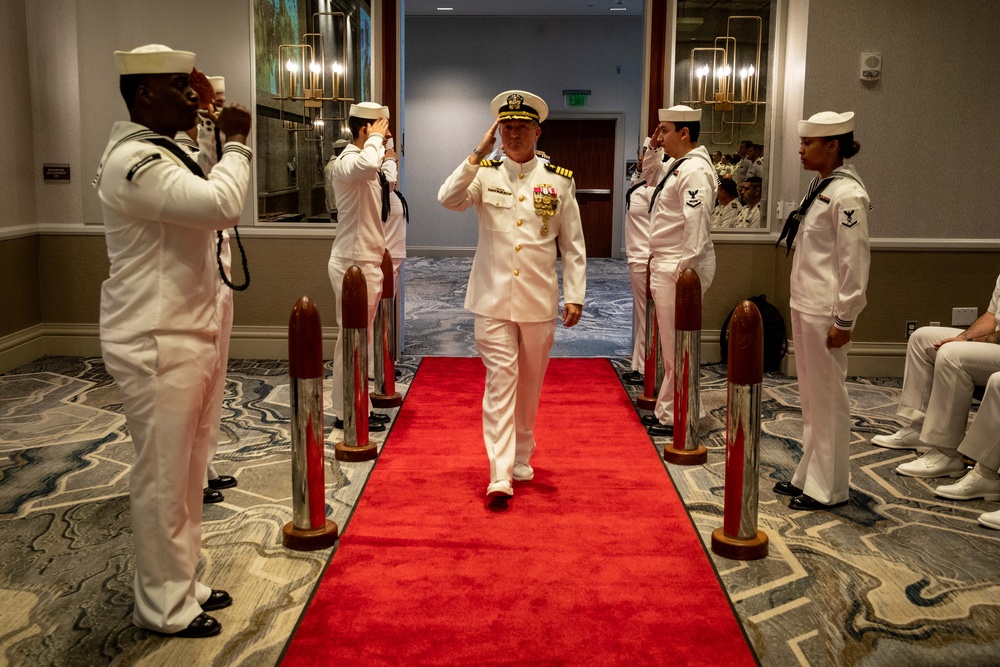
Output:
top-left (563, 89), bottom-right (591, 108)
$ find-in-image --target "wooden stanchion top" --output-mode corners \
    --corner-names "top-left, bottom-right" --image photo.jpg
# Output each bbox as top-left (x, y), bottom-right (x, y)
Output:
top-left (288, 296), bottom-right (324, 379)
top-left (342, 265), bottom-right (369, 329)
top-left (380, 249), bottom-right (394, 299)
top-left (727, 300), bottom-right (763, 385)
top-left (674, 268), bottom-right (702, 331)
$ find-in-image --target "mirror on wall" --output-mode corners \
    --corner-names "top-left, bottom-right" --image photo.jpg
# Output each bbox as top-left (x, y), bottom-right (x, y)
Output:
top-left (673, 0), bottom-right (772, 232)
top-left (253, 0), bottom-right (372, 224)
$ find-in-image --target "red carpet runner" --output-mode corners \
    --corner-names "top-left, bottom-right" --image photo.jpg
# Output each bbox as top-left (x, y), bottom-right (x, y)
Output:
top-left (282, 358), bottom-right (757, 666)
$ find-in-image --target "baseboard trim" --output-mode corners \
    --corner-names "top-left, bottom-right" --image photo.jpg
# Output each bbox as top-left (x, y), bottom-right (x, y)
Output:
top-left (1, 326), bottom-right (907, 377)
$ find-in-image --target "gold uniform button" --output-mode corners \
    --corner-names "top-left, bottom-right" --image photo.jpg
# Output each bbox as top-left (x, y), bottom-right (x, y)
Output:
top-left (515, 244), bottom-right (521, 251)
top-left (514, 269), bottom-right (520, 276)
top-left (518, 195), bottom-right (525, 202)
top-left (518, 173), bottom-right (525, 180)
top-left (516, 219), bottom-right (523, 226)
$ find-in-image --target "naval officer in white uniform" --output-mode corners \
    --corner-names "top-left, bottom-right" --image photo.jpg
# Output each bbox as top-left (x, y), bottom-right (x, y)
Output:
top-left (438, 90), bottom-right (587, 498)
top-left (95, 44), bottom-right (253, 637)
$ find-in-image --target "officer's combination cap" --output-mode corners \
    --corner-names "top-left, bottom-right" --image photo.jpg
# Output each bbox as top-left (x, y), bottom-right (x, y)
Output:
top-left (491, 90), bottom-right (548, 123)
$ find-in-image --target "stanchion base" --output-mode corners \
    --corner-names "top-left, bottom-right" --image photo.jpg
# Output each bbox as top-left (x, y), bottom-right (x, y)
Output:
top-left (335, 440), bottom-right (378, 462)
top-left (637, 395), bottom-right (657, 410)
top-left (710, 527), bottom-right (769, 561)
top-left (282, 519), bottom-right (339, 551)
top-left (664, 444), bottom-right (707, 466)
top-left (371, 392), bottom-right (402, 408)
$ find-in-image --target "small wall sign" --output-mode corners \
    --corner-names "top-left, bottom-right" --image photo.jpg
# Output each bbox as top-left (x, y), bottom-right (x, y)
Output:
top-left (43, 164), bottom-right (71, 182)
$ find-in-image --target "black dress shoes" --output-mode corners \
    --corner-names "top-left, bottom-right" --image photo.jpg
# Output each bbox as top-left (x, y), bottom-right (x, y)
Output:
top-left (202, 589), bottom-right (233, 612)
top-left (772, 481), bottom-right (803, 497)
top-left (647, 422), bottom-right (673, 437)
top-left (334, 417), bottom-right (386, 432)
top-left (208, 475), bottom-right (237, 490)
top-left (369, 412), bottom-right (391, 424)
top-left (640, 415), bottom-right (660, 427)
top-left (788, 494), bottom-right (848, 511)
top-left (624, 370), bottom-right (645, 386)
top-left (171, 613), bottom-right (221, 638)
top-left (203, 488), bottom-right (224, 504)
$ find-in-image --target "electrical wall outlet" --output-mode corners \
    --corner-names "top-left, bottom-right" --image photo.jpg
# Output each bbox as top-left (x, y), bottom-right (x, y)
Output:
top-left (952, 307), bottom-right (978, 326)
top-left (905, 321), bottom-right (917, 338)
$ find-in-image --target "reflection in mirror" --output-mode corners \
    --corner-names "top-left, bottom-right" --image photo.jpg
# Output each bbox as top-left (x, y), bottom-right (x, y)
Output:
top-left (674, 0), bottom-right (772, 231)
top-left (253, 0), bottom-right (372, 224)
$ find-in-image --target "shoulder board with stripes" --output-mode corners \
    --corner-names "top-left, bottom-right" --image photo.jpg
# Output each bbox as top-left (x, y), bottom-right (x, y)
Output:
top-left (480, 159), bottom-right (503, 168)
top-left (544, 163), bottom-right (573, 178)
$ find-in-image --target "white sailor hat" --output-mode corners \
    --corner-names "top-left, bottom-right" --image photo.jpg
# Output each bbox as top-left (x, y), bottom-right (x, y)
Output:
top-left (798, 111), bottom-right (854, 137)
top-left (114, 44), bottom-right (195, 75)
top-left (491, 90), bottom-right (548, 123)
top-left (207, 76), bottom-right (225, 93)
top-left (658, 105), bottom-right (702, 122)
top-left (349, 101), bottom-right (389, 120)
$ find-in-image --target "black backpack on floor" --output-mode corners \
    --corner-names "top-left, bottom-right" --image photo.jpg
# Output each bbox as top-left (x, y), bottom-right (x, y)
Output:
top-left (720, 294), bottom-right (788, 372)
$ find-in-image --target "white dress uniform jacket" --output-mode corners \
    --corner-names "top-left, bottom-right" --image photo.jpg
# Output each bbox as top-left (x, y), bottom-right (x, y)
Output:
top-left (95, 121), bottom-right (252, 633)
top-left (438, 156), bottom-right (586, 321)
top-left (711, 199), bottom-right (743, 229)
top-left (641, 144), bottom-right (717, 424)
top-left (734, 202), bottom-right (761, 229)
top-left (788, 164), bottom-right (870, 506)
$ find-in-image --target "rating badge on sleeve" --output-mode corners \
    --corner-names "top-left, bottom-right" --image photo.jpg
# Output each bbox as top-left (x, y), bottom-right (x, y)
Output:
top-left (533, 184), bottom-right (558, 236)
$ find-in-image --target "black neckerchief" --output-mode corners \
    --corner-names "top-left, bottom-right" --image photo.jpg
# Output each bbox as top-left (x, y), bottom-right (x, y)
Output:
top-left (775, 177), bottom-right (835, 257)
top-left (647, 158), bottom-right (689, 214)
top-left (394, 190), bottom-right (409, 223)
top-left (626, 179), bottom-right (647, 209)
top-left (145, 136), bottom-right (250, 291)
top-left (378, 170), bottom-right (391, 223)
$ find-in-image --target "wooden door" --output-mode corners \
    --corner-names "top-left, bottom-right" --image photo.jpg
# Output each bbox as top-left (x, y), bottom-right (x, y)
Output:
top-left (537, 119), bottom-right (616, 258)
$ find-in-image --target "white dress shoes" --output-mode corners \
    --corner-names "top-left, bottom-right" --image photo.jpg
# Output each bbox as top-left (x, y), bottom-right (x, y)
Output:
top-left (513, 462), bottom-right (534, 481)
top-left (486, 480), bottom-right (513, 498)
top-left (935, 465), bottom-right (1000, 501)
top-left (895, 449), bottom-right (967, 479)
top-left (871, 426), bottom-right (929, 452)
top-left (979, 509), bottom-right (1000, 530)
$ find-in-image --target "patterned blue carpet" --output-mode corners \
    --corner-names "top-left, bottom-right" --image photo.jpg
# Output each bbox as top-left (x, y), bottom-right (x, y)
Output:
top-left (1, 257), bottom-right (999, 666)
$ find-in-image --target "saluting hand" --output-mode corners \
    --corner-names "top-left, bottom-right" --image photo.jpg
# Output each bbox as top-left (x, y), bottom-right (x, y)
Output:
top-left (369, 117), bottom-right (390, 139)
top-left (217, 103), bottom-right (251, 143)
top-left (648, 125), bottom-right (663, 149)
top-left (471, 119), bottom-right (500, 163)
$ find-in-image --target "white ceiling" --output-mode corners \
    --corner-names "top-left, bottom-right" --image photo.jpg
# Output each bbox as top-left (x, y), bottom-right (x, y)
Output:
top-left (404, 0), bottom-right (645, 17)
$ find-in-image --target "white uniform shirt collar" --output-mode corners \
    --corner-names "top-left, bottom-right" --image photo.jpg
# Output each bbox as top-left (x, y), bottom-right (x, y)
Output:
top-left (502, 155), bottom-right (538, 179)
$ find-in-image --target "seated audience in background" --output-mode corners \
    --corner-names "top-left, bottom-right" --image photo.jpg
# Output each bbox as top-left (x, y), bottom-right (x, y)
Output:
top-left (734, 177), bottom-right (762, 228)
top-left (873, 274), bottom-right (1000, 480)
top-left (932, 371), bottom-right (1000, 530)
top-left (711, 179), bottom-right (742, 229)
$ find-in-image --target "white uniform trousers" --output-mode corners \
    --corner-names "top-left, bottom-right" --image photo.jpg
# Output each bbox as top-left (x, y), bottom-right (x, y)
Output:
top-left (958, 372), bottom-right (1000, 471)
top-left (102, 333), bottom-right (221, 632)
top-left (894, 326), bottom-right (964, 426)
top-left (649, 257), bottom-right (713, 424)
top-left (329, 256), bottom-right (383, 419)
top-left (474, 316), bottom-right (555, 483)
top-left (628, 261), bottom-right (648, 373)
top-left (789, 310), bottom-right (851, 505)
top-left (920, 339), bottom-right (1000, 449)
top-left (204, 291), bottom-right (233, 487)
